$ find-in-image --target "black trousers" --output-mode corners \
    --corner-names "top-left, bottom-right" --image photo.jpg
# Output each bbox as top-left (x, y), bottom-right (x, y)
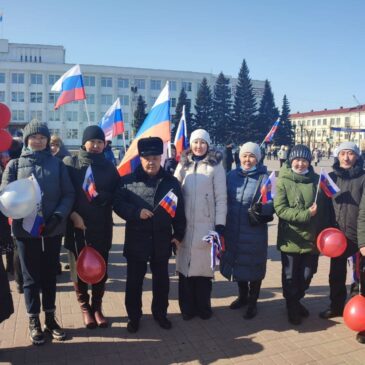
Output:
top-left (281, 252), bottom-right (318, 308)
top-left (237, 280), bottom-right (262, 306)
top-left (125, 258), bottom-right (169, 322)
top-left (178, 273), bottom-right (212, 316)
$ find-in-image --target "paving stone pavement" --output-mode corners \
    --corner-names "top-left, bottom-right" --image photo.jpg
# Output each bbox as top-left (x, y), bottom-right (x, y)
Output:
top-left (1, 158), bottom-right (365, 365)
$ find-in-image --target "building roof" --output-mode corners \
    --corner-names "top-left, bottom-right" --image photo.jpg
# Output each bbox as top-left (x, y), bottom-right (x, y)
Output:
top-left (290, 104), bottom-right (365, 118)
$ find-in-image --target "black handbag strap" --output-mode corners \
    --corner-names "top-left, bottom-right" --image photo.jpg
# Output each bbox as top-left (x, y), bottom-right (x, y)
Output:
top-left (250, 174), bottom-right (265, 208)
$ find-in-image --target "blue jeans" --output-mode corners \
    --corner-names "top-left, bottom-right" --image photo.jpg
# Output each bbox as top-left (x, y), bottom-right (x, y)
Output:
top-left (16, 236), bottom-right (62, 316)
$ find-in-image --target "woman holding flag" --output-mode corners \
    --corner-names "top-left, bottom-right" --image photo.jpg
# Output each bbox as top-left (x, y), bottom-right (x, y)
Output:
top-left (274, 144), bottom-right (330, 325)
top-left (220, 142), bottom-right (274, 320)
top-left (63, 125), bottom-right (120, 329)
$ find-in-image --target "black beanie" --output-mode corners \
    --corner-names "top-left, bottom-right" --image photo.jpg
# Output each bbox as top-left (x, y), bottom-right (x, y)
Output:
top-left (82, 125), bottom-right (105, 145)
top-left (23, 120), bottom-right (51, 147)
top-left (289, 144), bottom-right (312, 164)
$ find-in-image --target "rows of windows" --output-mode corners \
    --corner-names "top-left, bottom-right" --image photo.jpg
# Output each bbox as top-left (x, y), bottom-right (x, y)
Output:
top-left (295, 117), bottom-right (343, 127)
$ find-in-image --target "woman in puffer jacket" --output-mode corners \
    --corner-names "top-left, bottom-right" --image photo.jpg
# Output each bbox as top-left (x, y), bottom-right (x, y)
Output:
top-left (174, 129), bottom-right (227, 320)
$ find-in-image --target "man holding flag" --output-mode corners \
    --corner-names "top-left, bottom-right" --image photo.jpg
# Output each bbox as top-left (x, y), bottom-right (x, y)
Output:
top-left (114, 137), bottom-right (186, 333)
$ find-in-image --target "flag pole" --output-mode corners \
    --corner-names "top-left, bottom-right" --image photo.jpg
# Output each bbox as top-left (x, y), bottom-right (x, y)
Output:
top-left (314, 168), bottom-right (322, 204)
top-left (122, 131), bottom-right (127, 153)
top-left (83, 100), bottom-right (91, 126)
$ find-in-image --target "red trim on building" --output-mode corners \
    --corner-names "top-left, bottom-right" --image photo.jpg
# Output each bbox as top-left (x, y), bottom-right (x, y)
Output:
top-left (290, 104), bottom-right (365, 119)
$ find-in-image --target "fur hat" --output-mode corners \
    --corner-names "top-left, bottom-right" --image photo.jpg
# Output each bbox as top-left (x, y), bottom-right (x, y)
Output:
top-left (239, 142), bottom-right (261, 162)
top-left (138, 137), bottom-right (163, 156)
top-left (189, 129), bottom-right (211, 146)
top-left (23, 119), bottom-right (51, 147)
top-left (289, 144), bottom-right (312, 164)
top-left (82, 125), bottom-right (105, 145)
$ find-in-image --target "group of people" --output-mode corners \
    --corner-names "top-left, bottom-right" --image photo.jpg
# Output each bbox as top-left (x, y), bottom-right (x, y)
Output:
top-left (1, 118), bottom-right (365, 348)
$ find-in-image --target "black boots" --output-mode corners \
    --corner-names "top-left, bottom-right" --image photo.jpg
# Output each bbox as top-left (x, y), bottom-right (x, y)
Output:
top-left (29, 316), bottom-right (45, 345)
top-left (74, 282), bottom-right (96, 329)
top-left (91, 283), bottom-right (108, 328)
top-left (243, 281), bottom-right (261, 320)
top-left (43, 312), bottom-right (66, 341)
top-left (230, 282), bottom-right (248, 310)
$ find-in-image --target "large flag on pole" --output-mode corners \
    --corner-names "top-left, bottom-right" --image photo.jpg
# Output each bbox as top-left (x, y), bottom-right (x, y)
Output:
top-left (173, 105), bottom-right (189, 161)
top-left (117, 82), bottom-right (171, 176)
top-left (98, 98), bottom-right (124, 140)
top-left (51, 64), bottom-right (86, 109)
top-left (264, 119), bottom-right (280, 143)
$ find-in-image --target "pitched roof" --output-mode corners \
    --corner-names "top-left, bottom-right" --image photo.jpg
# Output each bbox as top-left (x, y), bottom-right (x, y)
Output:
top-left (290, 105), bottom-right (365, 119)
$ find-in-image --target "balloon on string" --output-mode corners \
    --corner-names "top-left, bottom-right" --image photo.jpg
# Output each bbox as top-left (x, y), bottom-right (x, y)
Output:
top-left (0, 129), bottom-right (12, 152)
top-left (0, 103), bottom-right (11, 128)
top-left (343, 295), bottom-right (365, 332)
top-left (0, 178), bottom-right (37, 219)
top-left (317, 227), bottom-right (347, 258)
top-left (77, 246), bottom-right (106, 284)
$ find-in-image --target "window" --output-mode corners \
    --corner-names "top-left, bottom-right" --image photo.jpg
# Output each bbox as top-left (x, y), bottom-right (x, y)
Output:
top-left (66, 111), bottom-right (78, 121)
top-left (101, 77), bottom-right (112, 87)
top-left (336, 118), bottom-right (341, 126)
top-left (312, 120), bottom-right (315, 126)
top-left (83, 111), bottom-right (95, 122)
top-left (11, 92), bottom-right (25, 102)
top-left (49, 128), bottom-right (61, 136)
top-left (12, 73), bottom-right (24, 84)
top-left (118, 78), bottom-right (129, 88)
top-left (12, 110), bottom-right (25, 121)
top-left (0, 91), bottom-right (5, 102)
top-left (30, 110), bottom-right (42, 121)
top-left (66, 129), bottom-right (78, 139)
top-left (135, 79), bottom-right (145, 89)
top-left (330, 118), bottom-right (335, 126)
top-left (182, 81), bottom-right (192, 92)
top-left (101, 94), bottom-right (112, 105)
top-left (87, 94), bottom-right (95, 104)
top-left (49, 110), bottom-right (61, 121)
top-left (151, 80), bottom-right (161, 90)
top-left (84, 76), bottom-right (96, 87)
top-left (30, 74), bottom-right (43, 85)
top-left (323, 119), bottom-right (327, 126)
top-left (119, 95), bottom-right (129, 106)
top-left (345, 117), bottom-right (350, 127)
top-left (306, 120), bottom-right (310, 126)
top-left (171, 98), bottom-right (176, 108)
top-left (170, 81), bottom-right (177, 91)
top-left (0, 73), bottom-right (5, 83)
top-left (150, 97), bottom-right (157, 106)
top-left (317, 119), bottom-right (321, 126)
top-left (30, 92), bottom-right (43, 103)
top-left (48, 92), bottom-right (60, 104)
top-left (48, 74), bottom-right (60, 85)
top-left (124, 113), bottom-right (129, 123)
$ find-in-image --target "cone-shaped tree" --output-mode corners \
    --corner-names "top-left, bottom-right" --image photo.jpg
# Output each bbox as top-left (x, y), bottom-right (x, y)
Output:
top-left (274, 94), bottom-right (295, 146)
top-left (134, 95), bottom-right (147, 134)
top-left (172, 88), bottom-right (192, 135)
top-left (192, 78), bottom-right (213, 133)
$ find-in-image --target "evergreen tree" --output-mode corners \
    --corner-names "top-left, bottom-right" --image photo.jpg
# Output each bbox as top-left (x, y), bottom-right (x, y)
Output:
top-left (133, 95), bottom-right (147, 134)
top-left (232, 59), bottom-right (257, 144)
top-left (274, 94), bottom-right (295, 146)
top-left (212, 72), bottom-right (232, 145)
top-left (192, 77), bottom-right (213, 132)
top-left (172, 88), bottom-right (192, 135)
top-left (256, 80), bottom-right (279, 144)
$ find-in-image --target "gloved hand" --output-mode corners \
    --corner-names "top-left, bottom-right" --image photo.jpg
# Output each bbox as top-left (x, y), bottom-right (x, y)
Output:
top-left (91, 191), bottom-right (111, 207)
top-left (42, 214), bottom-right (62, 236)
top-left (252, 202), bottom-right (262, 214)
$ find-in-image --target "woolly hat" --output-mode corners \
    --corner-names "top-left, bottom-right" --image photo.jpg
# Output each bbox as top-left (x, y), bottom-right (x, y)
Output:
top-left (336, 141), bottom-right (360, 157)
top-left (82, 125), bottom-right (105, 145)
top-left (289, 144), bottom-right (312, 164)
top-left (189, 129), bottom-right (211, 146)
top-left (138, 137), bottom-right (163, 156)
top-left (239, 142), bottom-right (261, 162)
top-left (23, 119), bottom-right (51, 147)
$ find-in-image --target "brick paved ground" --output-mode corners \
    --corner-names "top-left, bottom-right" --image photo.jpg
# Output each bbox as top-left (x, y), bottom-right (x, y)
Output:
top-left (1, 158), bottom-right (365, 364)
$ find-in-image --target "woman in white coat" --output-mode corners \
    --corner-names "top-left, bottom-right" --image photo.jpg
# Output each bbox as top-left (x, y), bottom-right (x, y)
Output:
top-left (174, 129), bottom-right (227, 320)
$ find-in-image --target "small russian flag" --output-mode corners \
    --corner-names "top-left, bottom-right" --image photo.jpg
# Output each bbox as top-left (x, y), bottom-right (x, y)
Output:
top-left (158, 190), bottom-right (178, 218)
top-left (260, 171), bottom-right (277, 203)
top-left (319, 169), bottom-right (340, 198)
top-left (82, 166), bottom-right (98, 201)
top-left (173, 105), bottom-right (189, 161)
top-left (264, 119), bottom-right (280, 143)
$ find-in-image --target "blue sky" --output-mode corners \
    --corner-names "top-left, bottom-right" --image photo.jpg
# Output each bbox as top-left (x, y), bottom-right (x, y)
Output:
top-left (1, 0), bottom-right (364, 113)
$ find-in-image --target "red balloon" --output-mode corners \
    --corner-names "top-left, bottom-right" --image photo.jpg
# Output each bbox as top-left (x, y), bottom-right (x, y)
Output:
top-left (317, 227), bottom-right (347, 258)
top-left (0, 103), bottom-right (11, 128)
top-left (76, 246), bottom-right (106, 284)
top-left (343, 295), bottom-right (365, 332)
top-left (0, 129), bottom-right (12, 152)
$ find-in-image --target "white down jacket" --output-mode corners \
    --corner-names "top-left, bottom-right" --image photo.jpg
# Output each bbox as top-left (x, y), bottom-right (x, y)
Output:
top-left (174, 149), bottom-right (227, 277)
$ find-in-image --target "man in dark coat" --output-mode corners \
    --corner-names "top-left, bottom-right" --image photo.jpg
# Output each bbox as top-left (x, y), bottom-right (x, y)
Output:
top-left (114, 137), bottom-right (186, 333)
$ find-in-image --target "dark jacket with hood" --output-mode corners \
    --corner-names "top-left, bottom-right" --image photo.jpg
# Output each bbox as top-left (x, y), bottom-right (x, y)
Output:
top-left (114, 164), bottom-right (186, 262)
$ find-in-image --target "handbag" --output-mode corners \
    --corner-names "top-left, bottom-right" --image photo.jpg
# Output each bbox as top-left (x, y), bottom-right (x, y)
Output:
top-left (247, 174), bottom-right (274, 226)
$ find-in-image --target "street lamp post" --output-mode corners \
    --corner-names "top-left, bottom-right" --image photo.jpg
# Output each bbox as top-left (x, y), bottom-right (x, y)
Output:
top-left (130, 86), bottom-right (138, 139)
top-left (353, 95), bottom-right (362, 148)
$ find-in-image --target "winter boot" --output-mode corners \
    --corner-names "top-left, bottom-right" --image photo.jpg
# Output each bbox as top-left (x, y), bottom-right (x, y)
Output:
top-left (74, 282), bottom-right (96, 329)
top-left (230, 281), bottom-right (248, 309)
top-left (44, 311), bottom-right (66, 341)
top-left (91, 282), bottom-right (108, 328)
top-left (29, 315), bottom-right (45, 345)
top-left (243, 280), bottom-right (261, 320)
top-left (5, 251), bottom-right (14, 275)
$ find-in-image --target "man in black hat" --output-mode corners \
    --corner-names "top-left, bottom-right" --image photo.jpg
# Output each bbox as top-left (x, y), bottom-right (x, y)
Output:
top-left (114, 137), bottom-right (186, 333)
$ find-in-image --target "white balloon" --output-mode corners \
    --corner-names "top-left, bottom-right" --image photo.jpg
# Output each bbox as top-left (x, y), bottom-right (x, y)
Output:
top-left (0, 179), bottom-right (37, 219)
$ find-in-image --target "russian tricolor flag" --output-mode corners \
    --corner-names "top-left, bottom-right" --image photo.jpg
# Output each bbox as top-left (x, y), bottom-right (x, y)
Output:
top-left (260, 171), bottom-right (277, 203)
top-left (51, 64), bottom-right (86, 109)
top-left (319, 169), bottom-right (340, 198)
top-left (99, 98), bottom-right (124, 140)
top-left (82, 166), bottom-right (98, 201)
top-left (117, 82), bottom-right (171, 176)
top-left (158, 190), bottom-right (178, 218)
top-left (174, 105), bottom-right (189, 161)
top-left (264, 119), bottom-right (280, 143)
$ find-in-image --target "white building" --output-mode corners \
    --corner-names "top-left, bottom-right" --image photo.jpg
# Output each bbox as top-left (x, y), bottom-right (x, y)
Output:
top-left (0, 39), bottom-right (265, 147)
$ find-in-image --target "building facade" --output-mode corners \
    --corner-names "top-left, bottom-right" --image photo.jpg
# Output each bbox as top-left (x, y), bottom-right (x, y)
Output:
top-left (0, 39), bottom-right (265, 147)
top-left (290, 104), bottom-right (365, 152)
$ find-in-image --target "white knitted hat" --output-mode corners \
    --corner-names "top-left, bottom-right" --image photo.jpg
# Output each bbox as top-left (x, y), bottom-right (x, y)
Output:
top-left (189, 129), bottom-right (211, 146)
top-left (239, 142), bottom-right (261, 162)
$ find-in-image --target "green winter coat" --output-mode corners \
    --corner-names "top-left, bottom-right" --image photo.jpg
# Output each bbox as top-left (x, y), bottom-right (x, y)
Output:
top-left (274, 162), bottom-right (329, 254)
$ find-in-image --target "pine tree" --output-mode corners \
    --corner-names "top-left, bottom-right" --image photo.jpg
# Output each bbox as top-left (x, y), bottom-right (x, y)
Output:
top-left (256, 80), bottom-right (279, 144)
top-left (133, 95), bottom-right (147, 134)
top-left (232, 59), bottom-right (257, 144)
top-left (274, 94), bottom-right (295, 146)
top-left (172, 88), bottom-right (192, 135)
top-left (212, 72), bottom-right (232, 145)
top-left (192, 78), bottom-right (213, 132)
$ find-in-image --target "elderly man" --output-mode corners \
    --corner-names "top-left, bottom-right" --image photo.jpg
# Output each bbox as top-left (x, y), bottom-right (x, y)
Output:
top-left (114, 137), bottom-right (186, 333)
top-left (320, 142), bottom-right (365, 332)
